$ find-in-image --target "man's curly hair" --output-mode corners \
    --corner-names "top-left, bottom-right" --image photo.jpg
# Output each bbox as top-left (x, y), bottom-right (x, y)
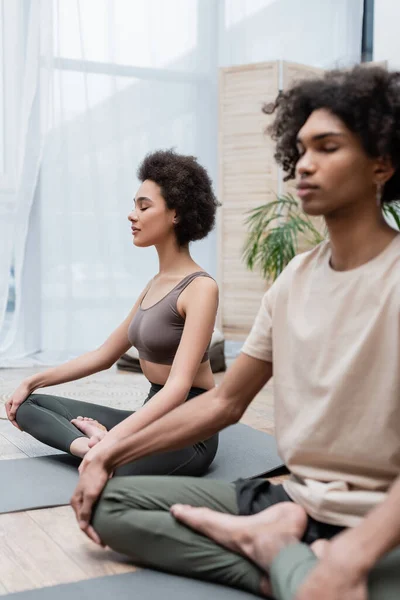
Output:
top-left (137, 149), bottom-right (219, 246)
top-left (265, 66), bottom-right (400, 204)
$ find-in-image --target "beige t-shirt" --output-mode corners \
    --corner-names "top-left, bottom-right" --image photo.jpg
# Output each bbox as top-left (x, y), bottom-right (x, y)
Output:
top-left (242, 236), bottom-right (400, 527)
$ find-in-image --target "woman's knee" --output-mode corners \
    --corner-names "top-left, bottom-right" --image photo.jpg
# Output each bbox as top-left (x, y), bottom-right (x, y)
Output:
top-left (14, 394), bottom-right (38, 427)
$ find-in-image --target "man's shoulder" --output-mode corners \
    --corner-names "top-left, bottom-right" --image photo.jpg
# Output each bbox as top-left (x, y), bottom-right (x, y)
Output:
top-left (283, 240), bottom-right (329, 277)
top-left (265, 241), bottom-right (329, 305)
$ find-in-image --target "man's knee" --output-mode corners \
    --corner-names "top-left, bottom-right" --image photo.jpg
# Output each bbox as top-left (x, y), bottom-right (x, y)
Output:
top-left (91, 496), bottom-right (112, 544)
top-left (92, 476), bottom-right (166, 547)
top-left (92, 478), bottom-right (132, 544)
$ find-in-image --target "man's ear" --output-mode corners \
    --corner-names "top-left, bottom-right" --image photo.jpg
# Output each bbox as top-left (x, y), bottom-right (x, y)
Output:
top-left (373, 156), bottom-right (395, 185)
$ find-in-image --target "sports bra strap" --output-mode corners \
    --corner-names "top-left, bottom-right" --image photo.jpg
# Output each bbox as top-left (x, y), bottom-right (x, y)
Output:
top-left (171, 271), bottom-right (214, 297)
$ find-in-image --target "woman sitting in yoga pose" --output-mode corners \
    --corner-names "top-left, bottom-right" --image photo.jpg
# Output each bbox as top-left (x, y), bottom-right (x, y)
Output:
top-left (6, 149), bottom-right (220, 477)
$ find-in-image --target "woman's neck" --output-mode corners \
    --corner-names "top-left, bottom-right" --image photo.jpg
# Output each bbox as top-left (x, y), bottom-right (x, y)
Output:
top-left (325, 204), bottom-right (397, 271)
top-left (155, 238), bottom-right (195, 275)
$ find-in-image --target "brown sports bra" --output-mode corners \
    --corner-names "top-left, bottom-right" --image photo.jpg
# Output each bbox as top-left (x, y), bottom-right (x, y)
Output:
top-left (127, 272), bottom-right (213, 365)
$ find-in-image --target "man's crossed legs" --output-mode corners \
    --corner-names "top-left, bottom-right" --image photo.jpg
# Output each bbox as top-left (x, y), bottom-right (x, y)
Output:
top-left (92, 476), bottom-right (400, 599)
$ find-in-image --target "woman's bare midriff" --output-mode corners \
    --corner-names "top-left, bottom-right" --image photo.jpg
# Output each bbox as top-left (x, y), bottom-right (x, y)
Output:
top-left (140, 359), bottom-right (215, 391)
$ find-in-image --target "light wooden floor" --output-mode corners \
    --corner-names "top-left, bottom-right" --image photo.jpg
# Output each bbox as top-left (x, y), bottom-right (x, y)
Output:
top-left (0, 367), bottom-right (278, 595)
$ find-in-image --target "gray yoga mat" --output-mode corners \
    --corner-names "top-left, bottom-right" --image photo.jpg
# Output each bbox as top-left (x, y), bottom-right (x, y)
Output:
top-left (6, 570), bottom-right (260, 599)
top-left (0, 423), bottom-right (285, 514)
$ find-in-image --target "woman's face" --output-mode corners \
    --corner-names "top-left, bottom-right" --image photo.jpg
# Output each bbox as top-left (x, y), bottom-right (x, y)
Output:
top-left (128, 179), bottom-right (177, 247)
top-left (295, 108), bottom-right (381, 217)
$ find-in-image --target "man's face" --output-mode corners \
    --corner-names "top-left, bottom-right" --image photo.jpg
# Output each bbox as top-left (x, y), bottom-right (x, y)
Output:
top-left (295, 109), bottom-right (376, 217)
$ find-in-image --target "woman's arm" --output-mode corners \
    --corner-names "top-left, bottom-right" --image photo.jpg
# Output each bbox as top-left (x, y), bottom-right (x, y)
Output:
top-left (89, 276), bottom-right (219, 448)
top-left (6, 282), bottom-right (151, 426)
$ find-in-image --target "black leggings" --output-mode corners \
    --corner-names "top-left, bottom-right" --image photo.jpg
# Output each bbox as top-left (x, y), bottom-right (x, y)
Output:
top-left (15, 384), bottom-right (219, 477)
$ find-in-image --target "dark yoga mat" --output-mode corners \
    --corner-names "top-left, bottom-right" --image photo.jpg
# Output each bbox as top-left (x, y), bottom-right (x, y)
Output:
top-left (0, 423), bottom-right (285, 514)
top-left (6, 570), bottom-right (260, 599)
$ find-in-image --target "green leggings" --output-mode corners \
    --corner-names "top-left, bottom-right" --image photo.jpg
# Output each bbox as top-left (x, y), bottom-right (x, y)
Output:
top-left (92, 476), bottom-right (400, 599)
top-left (15, 386), bottom-right (218, 477)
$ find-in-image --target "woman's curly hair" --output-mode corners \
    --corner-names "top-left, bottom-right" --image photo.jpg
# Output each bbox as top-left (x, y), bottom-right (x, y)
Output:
top-left (265, 66), bottom-right (400, 204)
top-left (137, 149), bottom-right (219, 246)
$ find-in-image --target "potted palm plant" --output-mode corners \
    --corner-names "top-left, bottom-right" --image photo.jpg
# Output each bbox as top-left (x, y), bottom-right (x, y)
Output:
top-left (243, 194), bottom-right (400, 281)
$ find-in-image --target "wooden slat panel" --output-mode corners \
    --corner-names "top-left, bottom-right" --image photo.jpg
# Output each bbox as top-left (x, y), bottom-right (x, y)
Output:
top-left (218, 61), bottom-right (332, 339)
top-left (281, 60), bottom-right (324, 89)
top-left (218, 61), bottom-right (279, 338)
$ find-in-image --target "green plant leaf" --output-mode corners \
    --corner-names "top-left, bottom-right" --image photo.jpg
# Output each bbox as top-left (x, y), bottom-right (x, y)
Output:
top-left (243, 194), bottom-right (325, 281)
top-left (383, 201), bottom-right (400, 231)
top-left (243, 194), bottom-right (399, 283)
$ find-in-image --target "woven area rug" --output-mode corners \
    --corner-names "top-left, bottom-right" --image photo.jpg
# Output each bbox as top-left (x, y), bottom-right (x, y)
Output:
top-left (0, 367), bottom-right (150, 420)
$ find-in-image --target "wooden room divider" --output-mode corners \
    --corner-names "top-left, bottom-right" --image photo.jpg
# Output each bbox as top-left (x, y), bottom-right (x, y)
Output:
top-left (218, 60), bottom-right (323, 339)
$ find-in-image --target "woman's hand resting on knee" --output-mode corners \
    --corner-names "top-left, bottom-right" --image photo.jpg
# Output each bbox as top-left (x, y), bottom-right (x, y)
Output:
top-left (5, 382), bottom-right (33, 430)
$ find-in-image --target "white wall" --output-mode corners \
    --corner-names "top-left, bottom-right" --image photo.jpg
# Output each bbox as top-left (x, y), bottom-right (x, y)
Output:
top-left (219, 0), bottom-right (363, 69)
top-left (374, 0), bottom-right (400, 69)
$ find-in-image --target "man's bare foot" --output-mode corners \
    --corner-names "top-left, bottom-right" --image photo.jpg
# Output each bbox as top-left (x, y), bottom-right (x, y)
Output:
top-left (71, 416), bottom-right (107, 442)
top-left (171, 502), bottom-right (307, 579)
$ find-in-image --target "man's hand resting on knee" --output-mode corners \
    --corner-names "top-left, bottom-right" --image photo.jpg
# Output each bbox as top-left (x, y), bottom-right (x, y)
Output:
top-left (294, 540), bottom-right (368, 600)
top-left (70, 455), bottom-right (112, 545)
top-left (78, 437), bottom-right (116, 476)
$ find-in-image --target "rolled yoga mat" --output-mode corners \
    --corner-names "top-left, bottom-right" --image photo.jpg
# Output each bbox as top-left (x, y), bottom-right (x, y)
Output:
top-left (0, 423), bottom-right (286, 514)
top-left (5, 570), bottom-right (261, 600)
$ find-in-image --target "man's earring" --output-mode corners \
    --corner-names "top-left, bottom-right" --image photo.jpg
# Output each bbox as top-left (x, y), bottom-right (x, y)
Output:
top-left (376, 182), bottom-right (384, 207)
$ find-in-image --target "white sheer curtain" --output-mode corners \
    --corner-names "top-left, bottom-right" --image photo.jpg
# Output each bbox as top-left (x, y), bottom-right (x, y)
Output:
top-left (0, 0), bottom-right (364, 365)
top-left (0, 0), bottom-right (218, 365)
top-left (0, 0), bottom-right (52, 364)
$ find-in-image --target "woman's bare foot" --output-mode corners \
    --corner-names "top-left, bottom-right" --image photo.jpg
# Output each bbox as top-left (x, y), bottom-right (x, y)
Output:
top-left (171, 501), bottom-right (307, 590)
top-left (71, 416), bottom-right (107, 442)
top-left (310, 538), bottom-right (330, 558)
top-left (87, 434), bottom-right (104, 449)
